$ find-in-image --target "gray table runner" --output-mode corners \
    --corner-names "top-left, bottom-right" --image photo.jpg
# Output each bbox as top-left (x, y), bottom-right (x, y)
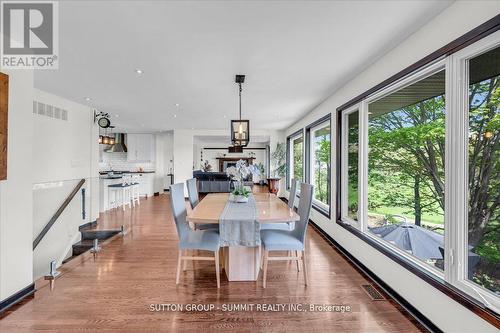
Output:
top-left (219, 194), bottom-right (260, 247)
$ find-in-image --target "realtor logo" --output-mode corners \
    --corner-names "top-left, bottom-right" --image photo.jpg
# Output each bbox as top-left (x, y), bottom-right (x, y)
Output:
top-left (1, 1), bottom-right (58, 69)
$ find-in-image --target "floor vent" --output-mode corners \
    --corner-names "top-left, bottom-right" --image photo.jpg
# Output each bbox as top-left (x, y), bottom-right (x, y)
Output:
top-left (361, 284), bottom-right (385, 301)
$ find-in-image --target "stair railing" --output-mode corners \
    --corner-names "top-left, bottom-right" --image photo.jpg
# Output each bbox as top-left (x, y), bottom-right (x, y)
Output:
top-left (33, 179), bottom-right (86, 250)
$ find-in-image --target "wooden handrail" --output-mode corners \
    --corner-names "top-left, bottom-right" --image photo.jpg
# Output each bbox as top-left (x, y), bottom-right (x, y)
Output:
top-left (33, 179), bottom-right (86, 250)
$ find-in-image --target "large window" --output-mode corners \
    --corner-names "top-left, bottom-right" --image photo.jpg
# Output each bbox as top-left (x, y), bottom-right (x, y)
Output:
top-left (287, 131), bottom-right (303, 188)
top-left (306, 116), bottom-right (331, 214)
top-left (338, 30), bottom-right (500, 312)
top-left (466, 45), bottom-right (499, 295)
top-left (341, 108), bottom-right (360, 223)
top-left (367, 68), bottom-right (446, 272)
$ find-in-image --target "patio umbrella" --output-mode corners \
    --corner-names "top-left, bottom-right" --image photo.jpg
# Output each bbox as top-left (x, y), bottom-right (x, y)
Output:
top-left (369, 222), bottom-right (444, 261)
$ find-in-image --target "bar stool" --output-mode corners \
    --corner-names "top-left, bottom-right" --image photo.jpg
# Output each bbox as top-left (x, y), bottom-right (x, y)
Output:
top-left (108, 183), bottom-right (132, 211)
top-left (130, 175), bottom-right (140, 207)
top-left (122, 174), bottom-right (139, 207)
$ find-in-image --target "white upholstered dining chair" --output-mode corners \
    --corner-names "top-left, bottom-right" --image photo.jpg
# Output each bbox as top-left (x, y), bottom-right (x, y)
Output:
top-left (260, 182), bottom-right (313, 288)
top-left (186, 178), bottom-right (219, 231)
top-left (170, 183), bottom-right (221, 288)
top-left (260, 178), bottom-right (298, 231)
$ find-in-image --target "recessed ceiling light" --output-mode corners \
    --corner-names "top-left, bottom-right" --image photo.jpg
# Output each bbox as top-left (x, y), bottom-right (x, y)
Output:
top-left (175, 103), bottom-right (180, 107)
top-left (173, 114), bottom-right (177, 118)
top-left (223, 115), bottom-right (227, 118)
top-left (84, 97), bottom-right (92, 101)
top-left (115, 114), bottom-right (119, 118)
top-left (135, 69), bottom-right (143, 75)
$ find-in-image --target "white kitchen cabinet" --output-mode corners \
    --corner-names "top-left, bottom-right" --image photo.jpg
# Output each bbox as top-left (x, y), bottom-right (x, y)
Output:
top-left (127, 134), bottom-right (155, 162)
top-left (136, 173), bottom-right (154, 197)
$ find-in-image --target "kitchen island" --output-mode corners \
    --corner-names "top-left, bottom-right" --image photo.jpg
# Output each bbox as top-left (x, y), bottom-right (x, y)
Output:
top-left (99, 171), bottom-right (155, 212)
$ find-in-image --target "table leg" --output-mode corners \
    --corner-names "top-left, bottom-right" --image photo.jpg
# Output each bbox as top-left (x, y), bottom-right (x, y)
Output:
top-left (223, 246), bottom-right (260, 281)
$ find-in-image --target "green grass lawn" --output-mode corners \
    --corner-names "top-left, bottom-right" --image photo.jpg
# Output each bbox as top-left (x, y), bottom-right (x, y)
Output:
top-left (369, 206), bottom-right (444, 225)
top-left (347, 183), bottom-right (444, 226)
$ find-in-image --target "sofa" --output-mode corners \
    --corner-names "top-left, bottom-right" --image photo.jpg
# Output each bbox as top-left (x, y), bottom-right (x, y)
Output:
top-left (193, 171), bottom-right (232, 193)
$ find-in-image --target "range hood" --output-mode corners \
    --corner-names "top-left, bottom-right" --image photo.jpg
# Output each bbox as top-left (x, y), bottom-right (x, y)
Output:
top-left (104, 133), bottom-right (128, 153)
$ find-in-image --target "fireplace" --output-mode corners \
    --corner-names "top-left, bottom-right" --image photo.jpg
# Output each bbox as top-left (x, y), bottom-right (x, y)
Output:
top-left (223, 161), bottom-right (238, 171)
top-left (217, 157), bottom-right (255, 173)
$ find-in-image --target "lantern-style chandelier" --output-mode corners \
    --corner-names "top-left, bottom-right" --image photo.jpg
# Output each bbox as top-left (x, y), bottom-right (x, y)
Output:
top-left (230, 74), bottom-right (250, 147)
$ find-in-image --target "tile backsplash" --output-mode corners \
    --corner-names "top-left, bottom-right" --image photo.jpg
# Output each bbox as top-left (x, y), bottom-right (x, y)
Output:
top-left (99, 151), bottom-right (155, 172)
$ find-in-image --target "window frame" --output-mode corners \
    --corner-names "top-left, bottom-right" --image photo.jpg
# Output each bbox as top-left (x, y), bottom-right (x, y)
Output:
top-left (336, 23), bottom-right (500, 318)
top-left (340, 105), bottom-right (361, 228)
top-left (305, 114), bottom-right (332, 217)
top-left (286, 129), bottom-right (304, 190)
top-left (446, 30), bottom-right (500, 312)
top-left (350, 60), bottom-right (448, 279)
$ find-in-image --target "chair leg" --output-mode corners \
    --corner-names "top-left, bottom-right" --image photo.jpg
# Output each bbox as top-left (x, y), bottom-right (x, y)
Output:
top-left (183, 250), bottom-right (188, 271)
top-left (262, 250), bottom-right (269, 288)
top-left (296, 250), bottom-right (301, 272)
top-left (215, 250), bottom-right (220, 289)
top-left (122, 189), bottom-right (126, 211)
top-left (259, 246), bottom-right (264, 269)
top-left (176, 250), bottom-right (182, 285)
top-left (108, 189), bottom-right (112, 210)
top-left (302, 250), bottom-right (308, 286)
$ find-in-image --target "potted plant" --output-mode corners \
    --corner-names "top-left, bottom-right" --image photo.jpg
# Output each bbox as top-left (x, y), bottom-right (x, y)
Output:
top-left (256, 162), bottom-right (266, 185)
top-left (231, 186), bottom-right (251, 203)
top-left (226, 160), bottom-right (260, 203)
top-left (268, 142), bottom-right (286, 194)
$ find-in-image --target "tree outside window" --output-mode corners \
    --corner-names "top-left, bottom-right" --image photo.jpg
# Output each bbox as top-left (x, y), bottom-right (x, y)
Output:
top-left (311, 124), bottom-right (331, 207)
top-left (292, 136), bottom-right (303, 181)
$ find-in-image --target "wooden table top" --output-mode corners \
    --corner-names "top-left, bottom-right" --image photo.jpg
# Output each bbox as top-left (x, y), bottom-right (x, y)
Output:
top-left (187, 193), bottom-right (300, 224)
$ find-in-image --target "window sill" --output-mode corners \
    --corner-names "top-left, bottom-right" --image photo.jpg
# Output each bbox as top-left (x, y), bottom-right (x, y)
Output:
top-left (312, 202), bottom-right (330, 218)
top-left (335, 219), bottom-right (500, 327)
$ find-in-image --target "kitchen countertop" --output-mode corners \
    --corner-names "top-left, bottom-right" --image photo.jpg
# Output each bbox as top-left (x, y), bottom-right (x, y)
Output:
top-left (99, 170), bottom-right (155, 175)
top-left (100, 176), bottom-right (124, 180)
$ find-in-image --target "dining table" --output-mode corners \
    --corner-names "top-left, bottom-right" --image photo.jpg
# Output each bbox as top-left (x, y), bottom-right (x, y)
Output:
top-left (186, 192), bottom-right (300, 281)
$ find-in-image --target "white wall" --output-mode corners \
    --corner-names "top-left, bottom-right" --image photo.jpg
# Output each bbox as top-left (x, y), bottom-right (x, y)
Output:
top-left (33, 89), bottom-right (98, 183)
top-left (173, 130), bottom-right (194, 195)
top-left (154, 131), bottom-right (174, 192)
top-left (0, 70), bottom-right (34, 302)
top-left (32, 89), bottom-right (99, 279)
top-left (284, 2), bottom-right (500, 332)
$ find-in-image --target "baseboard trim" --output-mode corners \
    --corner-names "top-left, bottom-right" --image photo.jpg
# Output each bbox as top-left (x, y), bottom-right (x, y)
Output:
top-left (0, 283), bottom-right (35, 314)
top-left (308, 221), bottom-right (441, 333)
top-left (79, 220), bottom-right (97, 231)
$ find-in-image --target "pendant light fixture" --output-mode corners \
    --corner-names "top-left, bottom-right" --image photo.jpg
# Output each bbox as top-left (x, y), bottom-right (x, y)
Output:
top-left (230, 74), bottom-right (250, 147)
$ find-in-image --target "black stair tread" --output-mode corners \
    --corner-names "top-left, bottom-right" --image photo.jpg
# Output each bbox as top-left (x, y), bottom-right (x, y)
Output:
top-left (62, 255), bottom-right (78, 264)
top-left (73, 239), bottom-right (98, 247)
top-left (81, 229), bottom-right (120, 240)
top-left (70, 229), bottom-right (120, 257)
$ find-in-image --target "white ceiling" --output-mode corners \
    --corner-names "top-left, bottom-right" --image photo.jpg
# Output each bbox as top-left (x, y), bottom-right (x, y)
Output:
top-left (34, 0), bottom-right (453, 132)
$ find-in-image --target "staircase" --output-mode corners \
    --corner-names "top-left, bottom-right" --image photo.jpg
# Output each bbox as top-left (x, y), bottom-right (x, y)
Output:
top-left (64, 227), bottom-right (120, 262)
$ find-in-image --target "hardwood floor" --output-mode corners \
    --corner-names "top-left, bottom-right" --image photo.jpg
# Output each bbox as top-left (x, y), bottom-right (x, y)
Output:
top-left (0, 189), bottom-right (424, 332)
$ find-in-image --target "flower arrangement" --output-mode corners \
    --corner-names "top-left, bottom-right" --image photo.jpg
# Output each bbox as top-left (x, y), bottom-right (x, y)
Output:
top-left (226, 159), bottom-right (260, 202)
